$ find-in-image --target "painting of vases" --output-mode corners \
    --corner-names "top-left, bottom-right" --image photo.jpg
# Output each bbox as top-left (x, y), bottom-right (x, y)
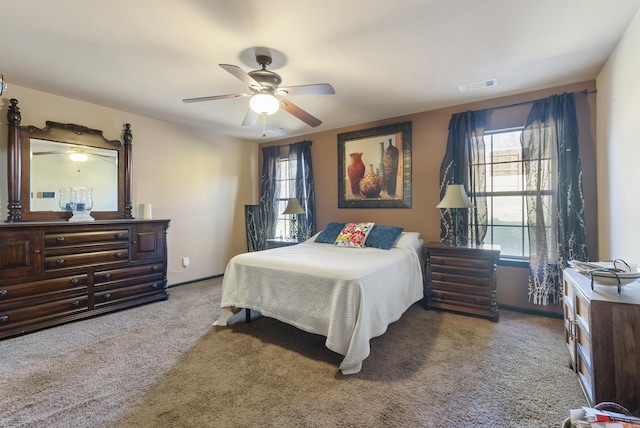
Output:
top-left (338, 121), bottom-right (411, 208)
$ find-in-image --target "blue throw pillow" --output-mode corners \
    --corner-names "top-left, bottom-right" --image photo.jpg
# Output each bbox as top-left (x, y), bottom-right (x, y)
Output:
top-left (315, 222), bottom-right (346, 244)
top-left (365, 225), bottom-right (404, 250)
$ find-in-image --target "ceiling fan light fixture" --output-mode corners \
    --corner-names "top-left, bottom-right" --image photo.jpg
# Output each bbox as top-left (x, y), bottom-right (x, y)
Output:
top-left (249, 93), bottom-right (279, 115)
top-left (70, 152), bottom-right (89, 162)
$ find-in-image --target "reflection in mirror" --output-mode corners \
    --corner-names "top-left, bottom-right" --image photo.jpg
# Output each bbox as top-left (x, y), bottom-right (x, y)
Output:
top-left (5, 98), bottom-right (132, 222)
top-left (30, 139), bottom-right (118, 212)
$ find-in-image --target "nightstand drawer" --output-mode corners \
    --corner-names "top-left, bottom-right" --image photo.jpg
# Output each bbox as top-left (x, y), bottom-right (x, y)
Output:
top-left (430, 255), bottom-right (491, 270)
top-left (430, 289), bottom-right (491, 308)
top-left (430, 280), bottom-right (491, 296)
top-left (430, 271), bottom-right (490, 287)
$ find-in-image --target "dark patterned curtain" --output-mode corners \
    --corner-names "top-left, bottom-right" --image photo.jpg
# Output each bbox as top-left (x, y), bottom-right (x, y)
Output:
top-left (522, 92), bottom-right (588, 305)
top-left (289, 140), bottom-right (316, 241)
top-left (439, 110), bottom-right (488, 245)
top-left (258, 145), bottom-right (280, 251)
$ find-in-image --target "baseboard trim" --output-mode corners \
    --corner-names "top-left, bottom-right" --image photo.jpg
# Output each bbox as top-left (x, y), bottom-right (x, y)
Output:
top-left (500, 303), bottom-right (563, 319)
top-left (168, 274), bottom-right (223, 288)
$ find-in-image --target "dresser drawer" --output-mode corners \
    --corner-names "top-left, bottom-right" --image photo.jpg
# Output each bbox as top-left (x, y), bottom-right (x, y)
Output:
top-left (45, 249), bottom-right (129, 271)
top-left (94, 263), bottom-right (164, 285)
top-left (430, 254), bottom-right (492, 270)
top-left (0, 295), bottom-right (89, 330)
top-left (45, 230), bottom-right (129, 247)
top-left (95, 281), bottom-right (165, 308)
top-left (0, 275), bottom-right (88, 306)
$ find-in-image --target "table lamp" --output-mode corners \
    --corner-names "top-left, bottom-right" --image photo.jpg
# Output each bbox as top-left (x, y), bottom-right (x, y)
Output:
top-left (436, 184), bottom-right (473, 245)
top-left (283, 197), bottom-right (305, 238)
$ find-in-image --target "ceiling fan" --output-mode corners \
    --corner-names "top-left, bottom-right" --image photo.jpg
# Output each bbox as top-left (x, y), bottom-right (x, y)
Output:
top-left (183, 52), bottom-right (335, 129)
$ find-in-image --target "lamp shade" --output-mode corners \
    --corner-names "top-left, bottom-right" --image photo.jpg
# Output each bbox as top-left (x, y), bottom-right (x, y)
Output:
top-left (249, 93), bottom-right (280, 115)
top-left (282, 198), bottom-right (305, 215)
top-left (436, 184), bottom-right (473, 209)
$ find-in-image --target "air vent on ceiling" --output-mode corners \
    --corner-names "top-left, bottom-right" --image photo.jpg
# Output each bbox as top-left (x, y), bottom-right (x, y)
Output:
top-left (457, 78), bottom-right (498, 93)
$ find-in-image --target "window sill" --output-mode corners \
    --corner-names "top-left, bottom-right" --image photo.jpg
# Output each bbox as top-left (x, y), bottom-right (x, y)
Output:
top-left (498, 257), bottom-right (529, 268)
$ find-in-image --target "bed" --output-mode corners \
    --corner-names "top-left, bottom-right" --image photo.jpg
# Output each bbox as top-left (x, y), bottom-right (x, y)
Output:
top-left (213, 224), bottom-right (424, 374)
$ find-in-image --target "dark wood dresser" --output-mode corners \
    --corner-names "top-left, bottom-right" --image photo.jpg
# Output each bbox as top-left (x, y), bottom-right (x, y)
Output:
top-left (424, 241), bottom-right (500, 321)
top-left (563, 268), bottom-right (640, 414)
top-left (0, 219), bottom-right (170, 339)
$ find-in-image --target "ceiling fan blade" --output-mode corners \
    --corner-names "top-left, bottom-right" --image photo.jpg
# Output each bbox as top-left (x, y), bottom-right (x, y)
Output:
top-left (33, 150), bottom-right (73, 155)
top-left (219, 64), bottom-right (262, 89)
top-left (277, 83), bottom-right (335, 96)
top-left (242, 108), bottom-right (259, 127)
top-left (183, 93), bottom-right (248, 103)
top-left (280, 99), bottom-right (322, 127)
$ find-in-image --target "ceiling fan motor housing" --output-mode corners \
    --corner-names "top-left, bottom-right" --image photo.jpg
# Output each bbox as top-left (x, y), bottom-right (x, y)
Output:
top-left (248, 69), bottom-right (282, 91)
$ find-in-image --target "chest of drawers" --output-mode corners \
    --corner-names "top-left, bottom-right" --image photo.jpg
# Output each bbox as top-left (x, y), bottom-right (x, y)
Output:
top-left (424, 241), bottom-right (500, 321)
top-left (0, 219), bottom-right (170, 339)
top-left (563, 268), bottom-right (640, 414)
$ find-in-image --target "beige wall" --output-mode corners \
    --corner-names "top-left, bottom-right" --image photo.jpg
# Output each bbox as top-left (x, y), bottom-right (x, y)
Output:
top-left (596, 7), bottom-right (640, 262)
top-left (0, 85), bottom-right (259, 285)
top-left (261, 81), bottom-right (599, 315)
top-left (0, 76), bottom-right (603, 315)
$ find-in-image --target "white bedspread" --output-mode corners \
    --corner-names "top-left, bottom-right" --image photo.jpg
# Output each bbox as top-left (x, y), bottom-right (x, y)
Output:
top-left (213, 233), bottom-right (424, 374)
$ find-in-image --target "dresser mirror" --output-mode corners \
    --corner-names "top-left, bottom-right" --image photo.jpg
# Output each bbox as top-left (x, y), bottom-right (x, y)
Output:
top-left (5, 98), bottom-right (133, 221)
top-left (30, 139), bottom-right (118, 212)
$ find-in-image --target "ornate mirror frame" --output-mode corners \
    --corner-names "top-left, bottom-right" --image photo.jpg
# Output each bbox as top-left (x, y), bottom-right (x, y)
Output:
top-left (5, 98), bottom-right (133, 222)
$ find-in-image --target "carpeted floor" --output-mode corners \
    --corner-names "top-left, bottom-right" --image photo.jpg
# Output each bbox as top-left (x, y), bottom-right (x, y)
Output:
top-left (0, 277), bottom-right (586, 427)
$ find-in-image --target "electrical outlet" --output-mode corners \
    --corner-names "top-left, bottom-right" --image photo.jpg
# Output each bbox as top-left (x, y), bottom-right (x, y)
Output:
top-left (182, 257), bottom-right (190, 268)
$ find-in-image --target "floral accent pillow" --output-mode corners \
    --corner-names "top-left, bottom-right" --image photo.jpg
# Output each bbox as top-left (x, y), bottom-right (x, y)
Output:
top-left (334, 222), bottom-right (375, 248)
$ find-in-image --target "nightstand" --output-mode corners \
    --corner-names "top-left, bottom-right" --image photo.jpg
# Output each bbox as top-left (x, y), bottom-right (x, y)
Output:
top-left (266, 238), bottom-right (302, 249)
top-left (424, 241), bottom-right (500, 321)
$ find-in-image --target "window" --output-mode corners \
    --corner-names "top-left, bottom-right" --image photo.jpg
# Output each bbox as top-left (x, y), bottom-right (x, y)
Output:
top-left (274, 157), bottom-right (295, 239)
top-left (473, 128), bottom-right (530, 258)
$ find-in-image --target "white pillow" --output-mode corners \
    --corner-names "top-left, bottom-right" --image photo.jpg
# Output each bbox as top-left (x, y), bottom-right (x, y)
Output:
top-left (394, 232), bottom-right (421, 249)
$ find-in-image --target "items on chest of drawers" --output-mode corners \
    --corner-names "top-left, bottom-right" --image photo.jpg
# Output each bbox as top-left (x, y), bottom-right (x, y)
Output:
top-left (0, 220), bottom-right (169, 340)
top-left (424, 242), bottom-right (500, 322)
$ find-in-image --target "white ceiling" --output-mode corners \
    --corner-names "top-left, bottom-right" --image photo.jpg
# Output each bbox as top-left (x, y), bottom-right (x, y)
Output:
top-left (2, 0), bottom-right (639, 142)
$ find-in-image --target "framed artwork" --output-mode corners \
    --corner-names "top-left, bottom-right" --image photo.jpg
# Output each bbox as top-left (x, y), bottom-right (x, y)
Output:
top-left (337, 121), bottom-right (412, 208)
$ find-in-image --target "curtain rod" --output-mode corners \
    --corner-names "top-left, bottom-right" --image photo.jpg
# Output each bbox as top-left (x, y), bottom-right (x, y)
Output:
top-left (262, 139), bottom-right (312, 150)
top-left (480, 89), bottom-right (596, 113)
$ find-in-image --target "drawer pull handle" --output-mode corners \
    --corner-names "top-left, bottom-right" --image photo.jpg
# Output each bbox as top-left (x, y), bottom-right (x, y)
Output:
top-left (103, 273), bottom-right (112, 280)
top-left (0, 290), bottom-right (7, 297)
top-left (151, 265), bottom-right (160, 272)
top-left (114, 233), bottom-right (123, 239)
top-left (474, 261), bottom-right (483, 266)
top-left (33, 249), bottom-right (41, 254)
top-left (104, 293), bottom-right (112, 300)
top-left (0, 315), bottom-right (8, 323)
top-left (56, 237), bottom-right (65, 242)
top-left (70, 278), bottom-right (79, 286)
top-left (114, 252), bottom-right (123, 258)
top-left (71, 300), bottom-right (80, 307)
top-left (56, 259), bottom-right (65, 265)
top-left (151, 283), bottom-right (158, 289)
top-left (132, 240), bottom-right (137, 244)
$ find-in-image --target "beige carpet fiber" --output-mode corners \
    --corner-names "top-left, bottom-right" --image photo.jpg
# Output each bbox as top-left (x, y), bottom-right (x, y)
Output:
top-left (1, 277), bottom-right (586, 427)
